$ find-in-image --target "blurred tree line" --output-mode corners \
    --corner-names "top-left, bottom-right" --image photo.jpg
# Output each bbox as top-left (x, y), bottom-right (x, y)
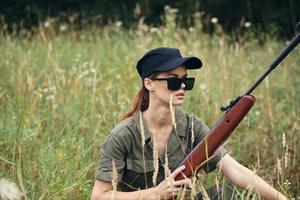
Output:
top-left (0, 0), bottom-right (299, 37)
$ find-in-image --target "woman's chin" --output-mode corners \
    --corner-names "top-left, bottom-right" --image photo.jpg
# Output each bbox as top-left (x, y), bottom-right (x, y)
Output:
top-left (172, 99), bottom-right (184, 106)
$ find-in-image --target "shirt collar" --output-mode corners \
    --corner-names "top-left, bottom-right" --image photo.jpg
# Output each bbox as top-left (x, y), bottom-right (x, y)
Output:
top-left (133, 108), bottom-right (187, 143)
top-left (174, 108), bottom-right (187, 138)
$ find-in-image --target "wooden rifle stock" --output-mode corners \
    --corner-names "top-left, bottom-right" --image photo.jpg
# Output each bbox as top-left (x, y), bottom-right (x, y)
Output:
top-left (175, 95), bottom-right (256, 181)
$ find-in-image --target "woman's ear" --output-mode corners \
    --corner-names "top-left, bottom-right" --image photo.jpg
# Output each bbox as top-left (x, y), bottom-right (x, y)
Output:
top-left (144, 78), bottom-right (154, 91)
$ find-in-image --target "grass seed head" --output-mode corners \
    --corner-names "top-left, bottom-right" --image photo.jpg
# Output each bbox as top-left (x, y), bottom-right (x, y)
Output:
top-left (169, 94), bottom-right (176, 131)
top-left (152, 132), bottom-right (159, 186)
top-left (111, 160), bottom-right (118, 200)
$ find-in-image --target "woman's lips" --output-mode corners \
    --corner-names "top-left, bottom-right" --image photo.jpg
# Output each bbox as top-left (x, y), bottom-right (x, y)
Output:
top-left (175, 93), bottom-right (185, 99)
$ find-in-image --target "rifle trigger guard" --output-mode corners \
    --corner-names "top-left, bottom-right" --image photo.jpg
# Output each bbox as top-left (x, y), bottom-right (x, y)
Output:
top-left (220, 96), bottom-right (241, 112)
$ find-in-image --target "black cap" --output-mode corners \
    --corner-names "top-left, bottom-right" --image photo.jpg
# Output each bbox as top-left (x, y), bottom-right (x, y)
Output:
top-left (136, 47), bottom-right (202, 79)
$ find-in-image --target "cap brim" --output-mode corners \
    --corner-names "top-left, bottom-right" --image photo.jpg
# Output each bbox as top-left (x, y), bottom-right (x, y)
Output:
top-left (155, 56), bottom-right (202, 73)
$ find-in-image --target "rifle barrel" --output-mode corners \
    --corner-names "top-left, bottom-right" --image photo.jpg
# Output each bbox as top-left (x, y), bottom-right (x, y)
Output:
top-left (245, 33), bottom-right (300, 96)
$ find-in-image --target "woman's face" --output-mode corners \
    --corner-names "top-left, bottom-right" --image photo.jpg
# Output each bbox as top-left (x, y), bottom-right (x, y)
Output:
top-left (147, 66), bottom-right (189, 107)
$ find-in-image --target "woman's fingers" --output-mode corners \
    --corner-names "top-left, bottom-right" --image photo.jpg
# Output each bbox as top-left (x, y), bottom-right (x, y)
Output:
top-left (172, 179), bottom-right (189, 187)
top-left (166, 187), bottom-right (182, 196)
top-left (157, 166), bottom-right (188, 199)
top-left (171, 165), bottom-right (185, 178)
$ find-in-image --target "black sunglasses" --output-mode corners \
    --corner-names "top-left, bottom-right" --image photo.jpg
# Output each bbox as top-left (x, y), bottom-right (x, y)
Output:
top-left (152, 77), bottom-right (195, 91)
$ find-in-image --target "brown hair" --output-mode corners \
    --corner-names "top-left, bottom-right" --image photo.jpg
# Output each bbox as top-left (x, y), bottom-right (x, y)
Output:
top-left (123, 85), bottom-right (149, 119)
top-left (123, 73), bottom-right (158, 119)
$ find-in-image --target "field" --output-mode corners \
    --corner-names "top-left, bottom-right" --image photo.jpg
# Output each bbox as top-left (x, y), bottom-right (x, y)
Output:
top-left (0, 13), bottom-right (299, 199)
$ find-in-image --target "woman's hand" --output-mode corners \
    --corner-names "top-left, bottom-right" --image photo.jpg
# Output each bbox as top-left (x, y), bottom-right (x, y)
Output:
top-left (153, 165), bottom-right (190, 200)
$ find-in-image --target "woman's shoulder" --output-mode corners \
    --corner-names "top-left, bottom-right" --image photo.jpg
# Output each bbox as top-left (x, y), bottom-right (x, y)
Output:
top-left (101, 116), bottom-right (136, 150)
top-left (110, 116), bottom-right (135, 137)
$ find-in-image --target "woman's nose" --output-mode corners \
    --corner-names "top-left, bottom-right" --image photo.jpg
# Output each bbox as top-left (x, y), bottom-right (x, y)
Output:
top-left (181, 82), bottom-right (186, 89)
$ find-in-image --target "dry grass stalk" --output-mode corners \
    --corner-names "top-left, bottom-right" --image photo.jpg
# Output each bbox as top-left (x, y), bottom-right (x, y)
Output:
top-left (0, 178), bottom-right (24, 200)
top-left (178, 173), bottom-right (193, 200)
top-left (256, 149), bottom-right (261, 169)
top-left (111, 160), bottom-right (118, 200)
top-left (199, 182), bottom-right (210, 200)
top-left (178, 185), bottom-right (187, 200)
top-left (139, 111), bottom-right (146, 146)
top-left (169, 94), bottom-right (176, 131)
top-left (282, 132), bottom-right (289, 169)
top-left (191, 117), bottom-right (194, 146)
top-left (139, 111), bottom-right (148, 187)
top-left (169, 94), bottom-right (186, 156)
top-left (163, 147), bottom-right (171, 179)
top-left (214, 176), bottom-right (220, 200)
top-left (190, 176), bottom-right (197, 199)
top-left (152, 130), bottom-right (159, 186)
top-left (282, 132), bottom-right (286, 148)
top-left (245, 184), bottom-right (256, 200)
top-left (284, 146), bottom-right (289, 169)
top-left (276, 157), bottom-right (283, 181)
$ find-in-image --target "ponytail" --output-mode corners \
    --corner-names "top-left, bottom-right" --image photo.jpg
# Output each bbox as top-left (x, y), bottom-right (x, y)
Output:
top-left (123, 85), bottom-right (149, 119)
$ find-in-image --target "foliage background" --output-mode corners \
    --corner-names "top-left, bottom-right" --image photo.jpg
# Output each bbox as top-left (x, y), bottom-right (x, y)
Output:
top-left (1, 0), bottom-right (300, 37)
top-left (0, 2), bottom-right (299, 200)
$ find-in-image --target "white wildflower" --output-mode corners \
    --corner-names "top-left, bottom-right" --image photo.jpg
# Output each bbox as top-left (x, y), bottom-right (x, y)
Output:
top-left (59, 24), bottom-right (67, 32)
top-left (164, 5), bottom-right (171, 11)
top-left (116, 74), bottom-right (121, 79)
top-left (211, 17), bottom-right (218, 24)
top-left (44, 21), bottom-right (50, 28)
top-left (115, 21), bottom-right (122, 27)
top-left (188, 27), bottom-right (195, 32)
top-left (200, 84), bottom-right (207, 90)
top-left (283, 179), bottom-right (291, 186)
top-left (90, 68), bottom-right (96, 74)
top-left (170, 8), bottom-right (178, 14)
top-left (255, 111), bottom-right (260, 116)
top-left (244, 22), bottom-right (251, 28)
top-left (150, 27), bottom-right (158, 33)
top-left (46, 95), bottom-right (54, 101)
top-left (194, 12), bottom-right (201, 17)
top-left (0, 178), bottom-right (24, 200)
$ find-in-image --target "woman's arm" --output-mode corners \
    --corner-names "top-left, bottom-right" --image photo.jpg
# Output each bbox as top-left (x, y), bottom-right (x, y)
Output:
top-left (91, 166), bottom-right (189, 200)
top-left (91, 180), bottom-right (157, 200)
top-left (217, 154), bottom-right (287, 200)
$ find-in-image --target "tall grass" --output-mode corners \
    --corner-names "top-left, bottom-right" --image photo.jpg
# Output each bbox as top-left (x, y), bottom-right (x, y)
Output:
top-left (0, 8), bottom-right (299, 199)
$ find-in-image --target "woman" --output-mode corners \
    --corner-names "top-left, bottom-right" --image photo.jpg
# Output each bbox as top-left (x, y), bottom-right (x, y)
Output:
top-left (91, 47), bottom-right (287, 200)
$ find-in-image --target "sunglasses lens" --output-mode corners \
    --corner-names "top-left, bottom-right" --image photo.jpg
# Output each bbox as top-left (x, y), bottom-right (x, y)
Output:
top-left (167, 78), bottom-right (182, 91)
top-left (166, 77), bottom-right (195, 91)
top-left (184, 78), bottom-right (195, 90)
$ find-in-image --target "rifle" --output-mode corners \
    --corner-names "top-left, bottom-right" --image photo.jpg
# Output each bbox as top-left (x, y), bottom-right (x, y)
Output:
top-left (175, 22), bottom-right (300, 181)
